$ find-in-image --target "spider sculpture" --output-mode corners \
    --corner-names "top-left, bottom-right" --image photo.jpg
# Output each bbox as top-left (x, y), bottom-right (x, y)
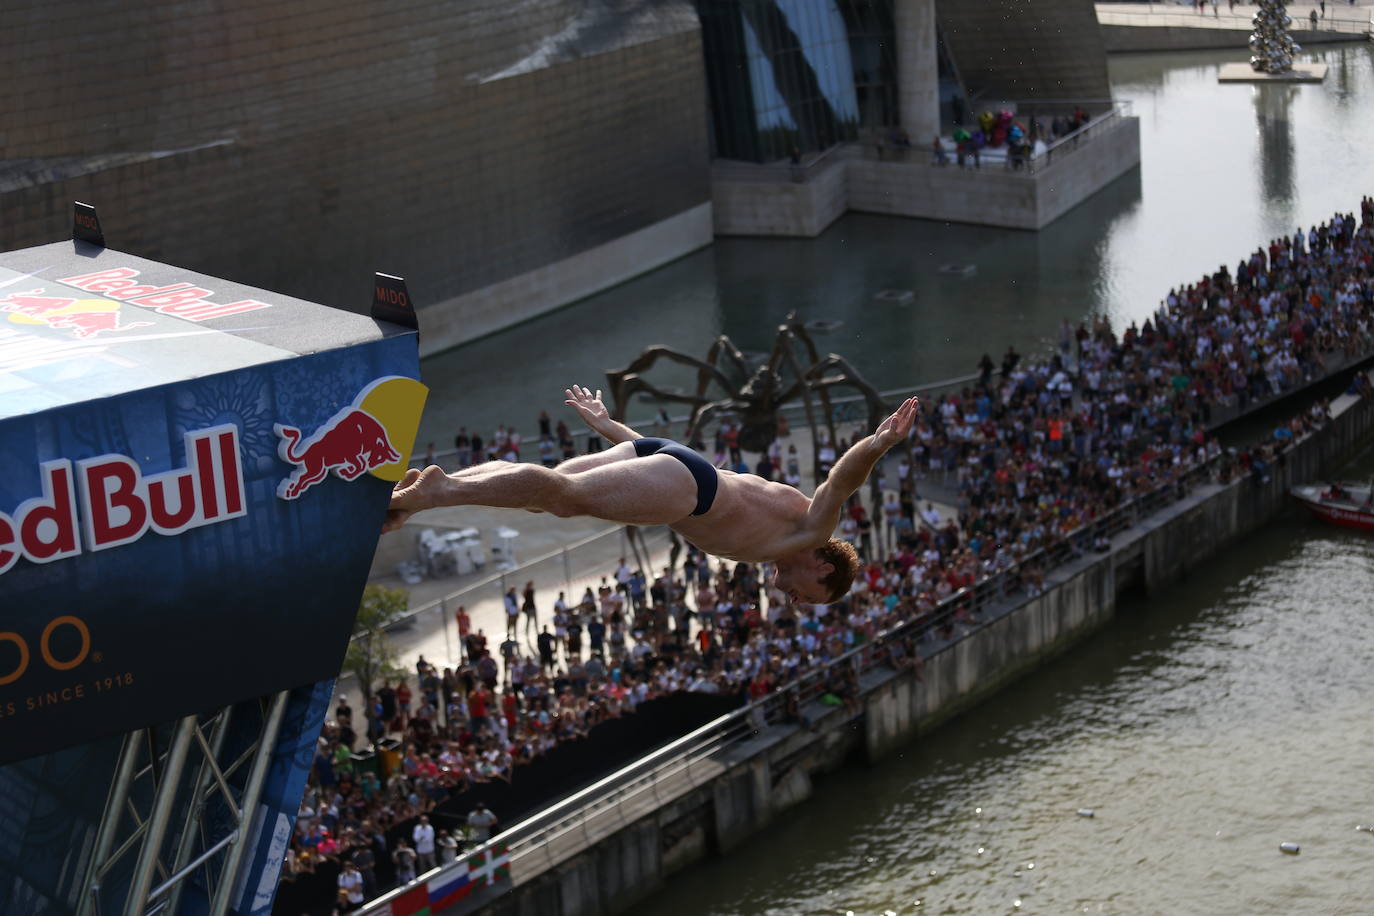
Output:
top-left (605, 313), bottom-right (890, 475)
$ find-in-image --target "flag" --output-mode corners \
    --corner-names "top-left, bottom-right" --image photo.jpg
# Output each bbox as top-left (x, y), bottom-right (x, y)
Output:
top-left (382, 883), bottom-right (430, 916)
top-left (467, 843), bottom-right (512, 889)
top-left (427, 863), bottom-right (473, 912)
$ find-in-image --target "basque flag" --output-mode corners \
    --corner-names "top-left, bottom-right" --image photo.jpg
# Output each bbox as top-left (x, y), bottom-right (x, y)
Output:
top-left (427, 865), bottom-right (473, 911)
top-left (468, 843), bottom-right (511, 888)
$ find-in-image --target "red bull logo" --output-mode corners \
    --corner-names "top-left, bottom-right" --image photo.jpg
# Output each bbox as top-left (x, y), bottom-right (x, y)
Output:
top-left (0, 288), bottom-right (152, 339)
top-left (273, 376), bottom-right (427, 501)
top-left (275, 409), bottom-right (400, 500)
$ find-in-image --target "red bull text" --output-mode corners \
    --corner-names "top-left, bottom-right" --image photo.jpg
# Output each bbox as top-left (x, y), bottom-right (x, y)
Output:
top-left (57, 267), bottom-right (272, 321)
top-left (0, 426), bottom-right (245, 577)
top-left (275, 408), bottom-right (400, 500)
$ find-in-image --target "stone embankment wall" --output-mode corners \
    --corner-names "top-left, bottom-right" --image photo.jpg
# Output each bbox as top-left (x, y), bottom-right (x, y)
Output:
top-left (476, 373), bottom-right (1374, 916)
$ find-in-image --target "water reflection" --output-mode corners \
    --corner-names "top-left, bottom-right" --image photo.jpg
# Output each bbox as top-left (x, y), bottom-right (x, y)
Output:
top-left (1253, 83), bottom-right (1297, 225)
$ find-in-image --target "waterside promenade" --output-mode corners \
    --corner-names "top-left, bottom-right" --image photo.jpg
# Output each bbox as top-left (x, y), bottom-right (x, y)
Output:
top-left (1096, 1), bottom-right (1372, 51)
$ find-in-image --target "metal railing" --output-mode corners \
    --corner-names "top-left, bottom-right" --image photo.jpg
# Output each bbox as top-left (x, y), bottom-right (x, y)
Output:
top-left (1095, 2), bottom-right (1372, 34)
top-left (867, 100), bottom-right (1134, 175)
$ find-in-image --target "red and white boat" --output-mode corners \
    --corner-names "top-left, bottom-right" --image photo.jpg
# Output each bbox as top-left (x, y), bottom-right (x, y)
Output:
top-left (1290, 482), bottom-right (1374, 532)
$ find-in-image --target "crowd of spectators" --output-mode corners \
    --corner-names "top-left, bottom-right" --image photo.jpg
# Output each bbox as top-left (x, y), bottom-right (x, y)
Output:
top-left (291, 199), bottom-right (1374, 909)
top-left (904, 203), bottom-right (1374, 580)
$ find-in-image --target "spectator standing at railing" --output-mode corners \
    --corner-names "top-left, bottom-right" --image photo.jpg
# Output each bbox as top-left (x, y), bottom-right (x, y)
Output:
top-left (454, 605), bottom-right (470, 659)
top-left (392, 838), bottom-right (417, 885)
top-left (537, 626), bottom-right (557, 671)
top-left (412, 815), bottom-right (436, 872)
top-left (503, 587), bottom-right (519, 638)
top-left (437, 828), bottom-right (459, 863)
top-left (521, 580), bottom-right (538, 639)
top-left (468, 803), bottom-right (498, 842)
top-left (499, 635), bottom-right (519, 679)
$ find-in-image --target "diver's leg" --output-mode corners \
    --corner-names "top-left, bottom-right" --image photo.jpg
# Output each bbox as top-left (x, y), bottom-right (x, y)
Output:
top-left (387, 446), bottom-right (696, 529)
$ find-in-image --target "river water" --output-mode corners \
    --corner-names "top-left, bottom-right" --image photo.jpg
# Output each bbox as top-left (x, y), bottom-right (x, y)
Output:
top-left (416, 42), bottom-right (1374, 914)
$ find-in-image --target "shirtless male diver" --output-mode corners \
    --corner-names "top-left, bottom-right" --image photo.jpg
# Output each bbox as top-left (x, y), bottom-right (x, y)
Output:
top-left (385, 386), bottom-right (920, 605)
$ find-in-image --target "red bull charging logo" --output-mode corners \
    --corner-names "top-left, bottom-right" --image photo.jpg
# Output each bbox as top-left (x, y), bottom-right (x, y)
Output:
top-left (0, 289), bottom-right (152, 339)
top-left (273, 377), bottom-right (427, 500)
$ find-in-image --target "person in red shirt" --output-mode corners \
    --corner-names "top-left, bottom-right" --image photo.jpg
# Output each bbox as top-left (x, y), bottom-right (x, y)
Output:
top-left (468, 687), bottom-right (489, 731)
top-left (455, 605), bottom-right (471, 659)
top-left (747, 670), bottom-right (772, 701)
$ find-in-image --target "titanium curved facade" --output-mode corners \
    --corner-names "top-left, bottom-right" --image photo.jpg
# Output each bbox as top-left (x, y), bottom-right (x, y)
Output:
top-left (0, 0), bottom-right (711, 339)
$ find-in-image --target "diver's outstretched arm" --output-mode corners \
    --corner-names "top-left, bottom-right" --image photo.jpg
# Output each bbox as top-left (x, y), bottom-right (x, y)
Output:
top-left (565, 384), bottom-right (643, 444)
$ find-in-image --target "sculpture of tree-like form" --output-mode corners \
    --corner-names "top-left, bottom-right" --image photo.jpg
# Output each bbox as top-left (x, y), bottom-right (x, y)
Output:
top-left (1250, 0), bottom-right (1300, 74)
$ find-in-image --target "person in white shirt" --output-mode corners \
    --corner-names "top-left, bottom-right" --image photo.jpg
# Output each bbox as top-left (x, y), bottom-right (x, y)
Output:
top-left (338, 861), bottom-right (365, 908)
top-left (412, 815), bottom-right (437, 872)
top-left (467, 803), bottom-right (498, 843)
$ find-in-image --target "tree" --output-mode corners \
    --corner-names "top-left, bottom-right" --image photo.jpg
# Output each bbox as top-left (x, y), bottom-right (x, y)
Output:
top-left (344, 584), bottom-right (409, 713)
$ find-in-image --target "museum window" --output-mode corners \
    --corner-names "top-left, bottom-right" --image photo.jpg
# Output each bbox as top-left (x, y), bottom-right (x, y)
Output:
top-left (698, 0), bottom-right (885, 162)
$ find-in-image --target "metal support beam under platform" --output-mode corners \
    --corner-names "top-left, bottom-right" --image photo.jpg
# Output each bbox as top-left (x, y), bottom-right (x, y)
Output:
top-left (75, 691), bottom-right (290, 916)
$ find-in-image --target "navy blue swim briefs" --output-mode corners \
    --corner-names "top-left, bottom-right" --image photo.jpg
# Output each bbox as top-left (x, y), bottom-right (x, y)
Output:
top-left (632, 437), bottom-right (718, 516)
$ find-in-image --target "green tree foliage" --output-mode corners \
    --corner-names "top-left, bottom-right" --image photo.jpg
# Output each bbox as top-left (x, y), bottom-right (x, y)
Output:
top-left (344, 584), bottom-right (409, 703)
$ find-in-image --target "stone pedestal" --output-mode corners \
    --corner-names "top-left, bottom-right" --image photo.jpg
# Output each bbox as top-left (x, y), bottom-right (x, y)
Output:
top-left (1218, 61), bottom-right (1328, 82)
